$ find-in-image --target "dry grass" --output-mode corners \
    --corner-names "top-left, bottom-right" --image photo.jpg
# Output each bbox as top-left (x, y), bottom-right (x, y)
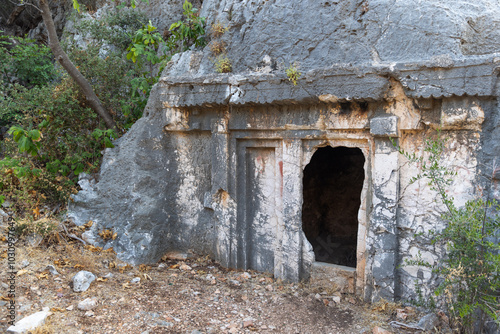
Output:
top-left (1, 218), bottom-right (409, 334)
top-left (209, 40), bottom-right (226, 55)
top-left (371, 298), bottom-right (401, 315)
top-left (16, 218), bottom-right (60, 242)
top-left (17, 241), bottom-right (117, 276)
top-left (28, 318), bottom-right (55, 334)
top-left (63, 243), bottom-right (100, 273)
top-left (210, 21), bottom-right (228, 39)
top-left (297, 279), bottom-right (341, 296)
top-left (14, 217), bottom-right (120, 274)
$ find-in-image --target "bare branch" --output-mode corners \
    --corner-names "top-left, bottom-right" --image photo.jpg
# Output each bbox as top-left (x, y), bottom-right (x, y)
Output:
top-left (6, 0), bottom-right (41, 12)
top-left (60, 221), bottom-right (87, 245)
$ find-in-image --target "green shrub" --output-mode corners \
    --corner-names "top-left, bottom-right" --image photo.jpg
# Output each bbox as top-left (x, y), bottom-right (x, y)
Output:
top-left (0, 35), bottom-right (57, 88)
top-left (394, 133), bottom-right (500, 333)
top-left (0, 155), bottom-right (76, 213)
top-left (125, 21), bottom-right (168, 127)
top-left (0, 3), bottom-right (194, 218)
top-left (65, 6), bottom-right (153, 129)
top-left (124, 2), bottom-right (207, 124)
top-left (70, 7), bottom-right (148, 50)
top-left (166, 0), bottom-right (206, 53)
top-left (0, 5), bottom-right (160, 224)
top-left (0, 73), bottom-right (117, 215)
top-left (67, 43), bottom-right (142, 127)
top-left (1, 78), bottom-right (106, 172)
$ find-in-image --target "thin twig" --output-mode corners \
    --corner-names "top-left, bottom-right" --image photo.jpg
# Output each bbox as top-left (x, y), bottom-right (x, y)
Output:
top-left (60, 221), bottom-right (87, 245)
top-left (6, 0), bottom-right (41, 12)
top-left (67, 233), bottom-right (88, 245)
top-left (59, 222), bottom-right (70, 244)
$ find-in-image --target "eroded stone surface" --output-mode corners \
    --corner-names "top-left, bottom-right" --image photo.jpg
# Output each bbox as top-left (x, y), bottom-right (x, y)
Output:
top-left (192, 0), bottom-right (500, 74)
top-left (69, 90), bottom-right (490, 302)
top-left (73, 271), bottom-right (96, 292)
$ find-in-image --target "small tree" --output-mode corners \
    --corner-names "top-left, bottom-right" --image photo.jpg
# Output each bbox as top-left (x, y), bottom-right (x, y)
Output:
top-left (7, 0), bottom-right (149, 129)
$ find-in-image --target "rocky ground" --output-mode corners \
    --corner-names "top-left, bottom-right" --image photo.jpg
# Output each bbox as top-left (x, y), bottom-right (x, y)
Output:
top-left (0, 220), bottom-right (435, 334)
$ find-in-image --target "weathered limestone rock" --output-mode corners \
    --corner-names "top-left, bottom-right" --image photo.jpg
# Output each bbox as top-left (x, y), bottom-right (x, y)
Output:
top-left (417, 313), bottom-right (441, 332)
top-left (7, 309), bottom-right (51, 334)
top-left (77, 297), bottom-right (98, 311)
top-left (72, 271), bottom-right (96, 292)
top-left (68, 0), bottom-right (500, 304)
top-left (194, 0), bottom-right (500, 74)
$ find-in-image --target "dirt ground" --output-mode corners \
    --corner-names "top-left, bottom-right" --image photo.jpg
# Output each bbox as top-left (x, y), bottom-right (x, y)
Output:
top-left (0, 221), bottom-right (421, 334)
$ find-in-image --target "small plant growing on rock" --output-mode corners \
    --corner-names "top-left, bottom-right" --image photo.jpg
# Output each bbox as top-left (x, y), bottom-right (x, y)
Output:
top-left (209, 40), bottom-right (227, 56)
top-left (286, 62), bottom-right (301, 86)
top-left (208, 20), bottom-right (232, 73)
top-left (167, 0), bottom-right (206, 52)
top-left (214, 55), bottom-right (232, 73)
top-left (210, 21), bottom-right (228, 39)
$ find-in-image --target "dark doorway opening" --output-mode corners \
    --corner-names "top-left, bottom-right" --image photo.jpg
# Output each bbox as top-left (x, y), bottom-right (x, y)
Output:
top-left (302, 146), bottom-right (365, 267)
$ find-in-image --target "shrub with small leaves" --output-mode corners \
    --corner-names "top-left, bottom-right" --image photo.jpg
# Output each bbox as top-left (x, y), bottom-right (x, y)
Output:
top-left (0, 35), bottom-right (57, 88)
top-left (69, 7), bottom-right (148, 50)
top-left (0, 5), bottom-right (150, 223)
top-left (0, 74), bottom-right (114, 215)
top-left (394, 132), bottom-right (500, 334)
top-left (125, 21), bottom-right (168, 126)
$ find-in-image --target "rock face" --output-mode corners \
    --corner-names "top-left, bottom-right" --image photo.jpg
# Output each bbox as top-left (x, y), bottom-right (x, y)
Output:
top-left (417, 313), bottom-right (441, 332)
top-left (0, 0), bottom-right (72, 41)
top-left (68, 0), bottom-right (500, 303)
top-left (195, 0), bottom-right (500, 73)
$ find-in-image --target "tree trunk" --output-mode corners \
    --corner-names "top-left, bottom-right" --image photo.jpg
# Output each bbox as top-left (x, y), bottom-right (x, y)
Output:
top-left (38, 0), bottom-right (117, 130)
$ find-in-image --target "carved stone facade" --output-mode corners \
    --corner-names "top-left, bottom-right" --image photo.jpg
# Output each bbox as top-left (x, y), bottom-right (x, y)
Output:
top-left (69, 58), bottom-right (498, 302)
top-left (67, 0), bottom-right (500, 303)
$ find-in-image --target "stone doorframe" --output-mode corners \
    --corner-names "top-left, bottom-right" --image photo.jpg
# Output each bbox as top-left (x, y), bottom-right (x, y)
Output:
top-left (205, 111), bottom-right (400, 300)
top-left (302, 139), bottom-right (371, 297)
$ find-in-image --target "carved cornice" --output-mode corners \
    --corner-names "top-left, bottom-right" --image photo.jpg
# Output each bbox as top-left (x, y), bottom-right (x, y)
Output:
top-left (159, 55), bottom-right (500, 108)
